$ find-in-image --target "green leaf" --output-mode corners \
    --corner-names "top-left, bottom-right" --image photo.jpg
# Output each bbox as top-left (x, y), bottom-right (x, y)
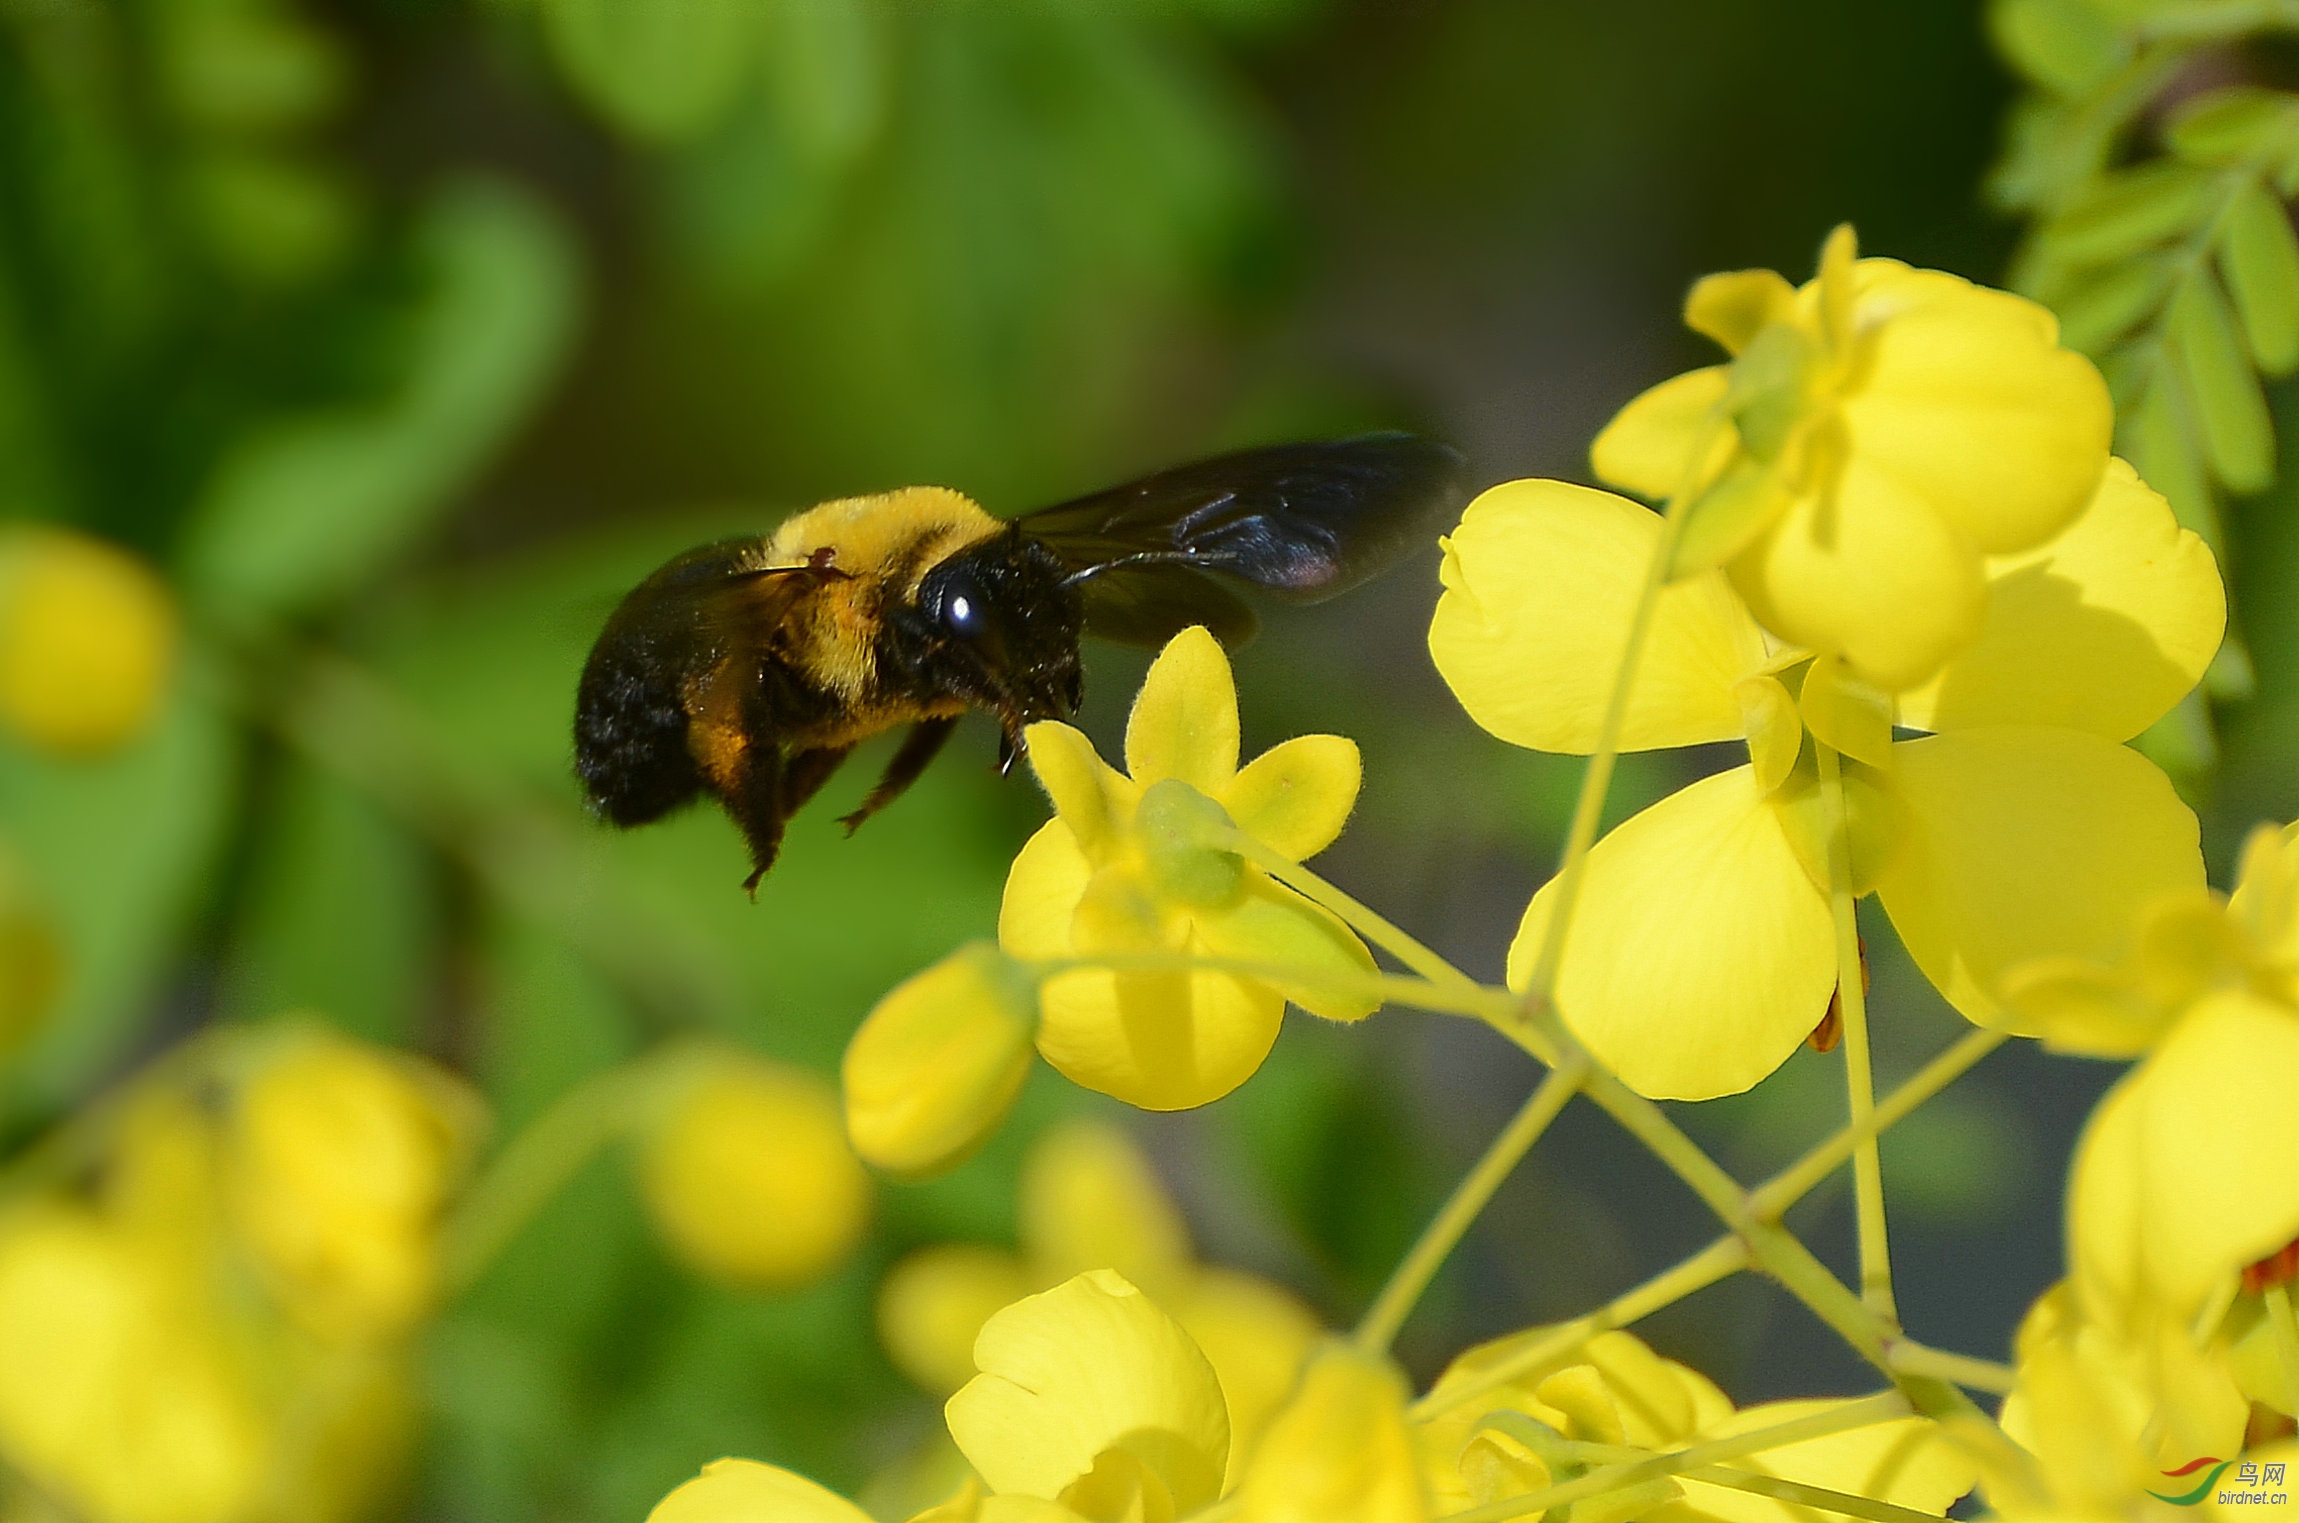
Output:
top-left (2166, 86), bottom-right (2299, 168)
top-left (2037, 161), bottom-right (2215, 268)
top-left (0, 683), bottom-right (236, 1112)
top-left (2050, 254), bottom-right (2170, 355)
top-left (2219, 181), bottom-right (2299, 375)
top-left (1988, 0), bottom-right (2127, 99)
top-left (2170, 274), bottom-right (2276, 493)
top-left (215, 757), bottom-right (437, 1044)
top-left (2121, 371), bottom-right (2222, 552)
top-left (178, 177), bottom-right (581, 619)
top-left (539, 0), bottom-right (757, 145)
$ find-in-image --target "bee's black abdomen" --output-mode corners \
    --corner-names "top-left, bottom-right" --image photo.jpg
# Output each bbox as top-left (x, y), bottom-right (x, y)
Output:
top-left (573, 539), bottom-right (759, 828)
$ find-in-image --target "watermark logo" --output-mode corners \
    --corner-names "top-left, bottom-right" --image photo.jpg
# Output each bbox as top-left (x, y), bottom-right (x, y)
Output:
top-left (2150, 1457), bottom-right (2291, 1507)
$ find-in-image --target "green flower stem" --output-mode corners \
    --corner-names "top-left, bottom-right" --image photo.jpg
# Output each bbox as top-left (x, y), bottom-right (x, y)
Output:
top-left (2267, 1282), bottom-right (2299, 1414)
top-left (1442, 1390), bottom-right (1914, 1523)
top-left (1354, 1057), bottom-right (1588, 1354)
top-left (1409, 1235), bottom-right (1751, 1420)
top-left (1750, 1028), bottom-right (2005, 1221)
top-left (438, 1057), bottom-right (662, 1296)
top-left (1514, 410), bottom-right (1723, 1004)
top-left (1884, 1341), bottom-right (2018, 1395)
top-left (1564, 1446), bottom-right (1952, 1523)
top-left (1032, 952), bottom-right (1508, 1025)
top-left (1815, 741), bottom-right (1895, 1325)
top-left (1225, 836), bottom-right (1497, 1004)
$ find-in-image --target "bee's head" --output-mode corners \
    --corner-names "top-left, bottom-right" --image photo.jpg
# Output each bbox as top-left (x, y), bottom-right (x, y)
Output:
top-left (901, 530), bottom-right (1085, 727)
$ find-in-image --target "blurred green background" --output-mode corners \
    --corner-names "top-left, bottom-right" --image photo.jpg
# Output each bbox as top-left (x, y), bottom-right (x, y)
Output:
top-left (3, 0), bottom-right (2297, 1519)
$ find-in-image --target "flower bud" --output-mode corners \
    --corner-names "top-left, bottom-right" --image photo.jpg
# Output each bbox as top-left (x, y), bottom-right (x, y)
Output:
top-left (0, 527), bottom-right (176, 757)
top-left (638, 1052), bottom-right (872, 1293)
top-left (844, 943), bottom-right (1039, 1178)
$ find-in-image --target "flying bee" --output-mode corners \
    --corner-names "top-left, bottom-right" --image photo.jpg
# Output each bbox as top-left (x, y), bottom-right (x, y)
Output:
top-left (573, 433), bottom-right (1467, 892)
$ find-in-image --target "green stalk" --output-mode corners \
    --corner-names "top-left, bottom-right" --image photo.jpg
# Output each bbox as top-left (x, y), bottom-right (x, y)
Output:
top-left (438, 1058), bottom-right (661, 1295)
top-left (1885, 1341), bottom-right (2018, 1394)
top-left (1751, 1029), bottom-right (2004, 1220)
top-left (1354, 1058), bottom-right (1587, 1354)
top-left (1408, 1236), bottom-right (1750, 1420)
top-left (1442, 1391), bottom-right (1914, 1523)
top-left (1815, 741), bottom-right (1895, 1324)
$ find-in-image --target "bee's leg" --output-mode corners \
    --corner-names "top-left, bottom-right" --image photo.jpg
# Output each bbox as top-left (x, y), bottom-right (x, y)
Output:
top-left (838, 716), bottom-right (958, 835)
top-left (721, 744), bottom-right (790, 897)
top-left (781, 745), bottom-right (854, 813)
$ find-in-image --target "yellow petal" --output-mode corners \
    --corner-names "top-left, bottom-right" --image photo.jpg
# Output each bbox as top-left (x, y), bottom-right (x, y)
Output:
top-left (1897, 460), bottom-right (2224, 741)
top-left (2229, 819), bottom-right (2299, 977)
top-left (1510, 767), bottom-right (1835, 1101)
top-left (1221, 735), bottom-right (1361, 862)
top-left (1238, 1343), bottom-right (1429, 1523)
top-left (1730, 452), bottom-right (1987, 693)
top-left (1875, 728), bottom-right (2203, 1029)
top-left (1797, 655), bottom-right (1895, 771)
top-left (1035, 962), bottom-right (1285, 1112)
top-left (1736, 676), bottom-right (1803, 795)
top-left (1127, 628), bottom-right (1239, 792)
top-left (648, 1459), bottom-right (876, 1523)
top-left (1686, 270), bottom-right (1798, 354)
top-left (1195, 878), bottom-right (1379, 1023)
top-left (1020, 1120), bottom-right (1192, 1292)
top-left (1666, 1400), bottom-right (1978, 1523)
top-left (638, 1053), bottom-right (872, 1292)
top-left (2083, 992), bottom-right (2299, 1311)
top-left (1837, 263), bottom-right (2111, 556)
top-left (1816, 226), bottom-right (1859, 353)
top-left (1429, 480), bottom-right (1767, 754)
top-left (1169, 1269), bottom-right (1322, 1487)
top-left (843, 944), bottom-right (1040, 1179)
top-left (1025, 723), bottom-right (1134, 861)
top-left (879, 1245), bottom-right (1035, 1397)
top-left (1592, 367), bottom-right (1735, 501)
top-left (945, 1270), bottom-right (1229, 1515)
top-left (1001, 822), bottom-right (1093, 962)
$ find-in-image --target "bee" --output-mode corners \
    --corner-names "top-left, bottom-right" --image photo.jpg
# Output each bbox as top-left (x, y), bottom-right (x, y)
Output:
top-left (573, 433), bottom-right (1466, 892)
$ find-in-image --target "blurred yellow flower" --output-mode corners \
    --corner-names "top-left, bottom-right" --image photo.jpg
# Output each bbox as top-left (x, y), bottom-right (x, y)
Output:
top-left (878, 1118), bottom-right (1321, 1484)
top-left (0, 526), bottom-right (177, 757)
top-left (227, 1026), bottom-right (483, 1342)
top-left (1001, 627), bottom-right (1376, 1111)
top-left (1430, 464), bottom-right (2217, 1099)
top-left (0, 1033), bottom-right (437, 1523)
top-left (947, 1269), bottom-right (1231, 1521)
top-left (844, 943), bottom-right (1041, 1177)
top-left (1237, 1343), bottom-right (1427, 1523)
top-left (638, 1048), bottom-right (872, 1291)
top-left (1592, 224), bottom-right (2112, 691)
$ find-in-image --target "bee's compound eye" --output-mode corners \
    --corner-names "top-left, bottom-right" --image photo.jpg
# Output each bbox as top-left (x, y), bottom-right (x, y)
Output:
top-left (943, 586), bottom-right (986, 636)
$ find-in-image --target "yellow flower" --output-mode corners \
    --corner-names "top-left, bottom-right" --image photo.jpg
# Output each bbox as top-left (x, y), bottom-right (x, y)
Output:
top-left (638, 1048), bottom-right (873, 1292)
top-left (1592, 224), bottom-right (2112, 691)
top-left (845, 943), bottom-right (1042, 1178)
top-left (0, 1203), bottom-right (269, 1523)
top-left (1992, 1282), bottom-right (2251, 1518)
top-left (1416, 1327), bottom-right (1976, 1523)
top-left (1430, 463), bottom-right (2218, 1099)
top-left (650, 1460), bottom-right (1088, 1523)
top-left (225, 1026), bottom-right (483, 1342)
top-left (0, 526), bottom-right (177, 757)
top-left (878, 1118), bottom-right (1321, 1483)
top-left (1000, 627), bottom-right (1376, 1111)
top-left (0, 1057), bottom-right (427, 1523)
top-left (1237, 1343), bottom-right (1428, 1523)
top-left (947, 1270), bottom-right (1232, 1521)
top-left (2009, 823), bottom-right (2299, 1382)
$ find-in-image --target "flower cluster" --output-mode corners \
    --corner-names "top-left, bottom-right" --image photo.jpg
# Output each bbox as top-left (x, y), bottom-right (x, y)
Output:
top-left (709, 223), bottom-right (2299, 1523)
top-left (0, 1024), bottom-right (479, 1523)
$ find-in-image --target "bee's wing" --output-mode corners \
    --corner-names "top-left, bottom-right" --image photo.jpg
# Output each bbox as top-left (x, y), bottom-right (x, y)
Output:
top-left (1014, 433), bottom-right (1467, 648)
